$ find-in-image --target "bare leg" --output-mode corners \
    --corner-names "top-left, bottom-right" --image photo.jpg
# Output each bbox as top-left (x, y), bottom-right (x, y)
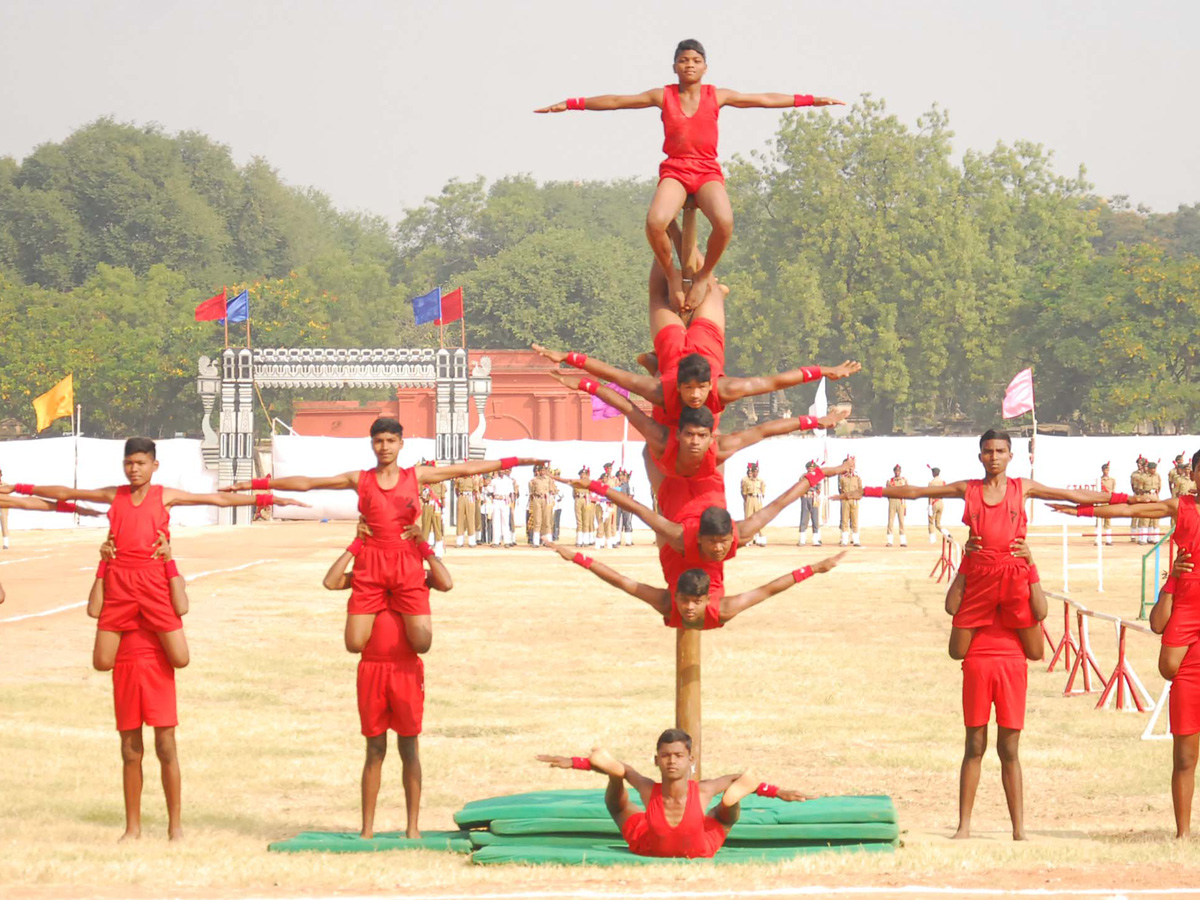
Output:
top-left (93, 629), bottom-right (121, 671)
top-left (154, 726), bottom-right (183, 841)
top-left (1017, 625), bottom-right (1045, 662)
top-left (948, 626), bottom-right (974, 661)
top-left (402, 614), bottom-right (432, 655)
top-left (1173, 733), bottom-right (1199, 839)
top-left (714, 770), bottom-right (758, 826)
top-left (648, 261), bottom-right (687, 347)
top-left (398, 735), bottom-right (422, 838)
top-left (345, 613), bottom-right (377, 654)
top-left (686, 181), bottom-right (733, 309)
top-left (996, 726), bottom-right (1025, 840)
top-left (119, 728), bottom-right (143, 841)
top-left (360, 733), bottom-right (387, 839)
top-left (1161, 644), bottom-right (1189, 681)
top-left (646, 179), bottom-right (689, 310)
top-left (944, 572), bottom-right (966, 615)
top-left (155, 629), bottom-right (189, 669)
top-left (953, 725), bottom-right (987, 839)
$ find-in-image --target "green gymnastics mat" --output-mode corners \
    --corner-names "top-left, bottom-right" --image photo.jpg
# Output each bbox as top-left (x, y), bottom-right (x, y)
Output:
top-left (470, 821), bottom-right (900, 847)
top-left (470, 840), bottom-right (896, 867)
top-left (267, 829), bottom-right (472, 854)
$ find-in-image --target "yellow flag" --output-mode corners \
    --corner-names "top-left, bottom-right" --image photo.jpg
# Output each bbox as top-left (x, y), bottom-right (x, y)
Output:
top-left (32, 374), bottom-right (73, 433)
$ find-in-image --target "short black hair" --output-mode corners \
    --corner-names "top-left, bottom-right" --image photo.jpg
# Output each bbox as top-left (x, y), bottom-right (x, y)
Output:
top-left (677, 353), bottom-right (712, 386)
top-left (931, 467), bottom-right (941, 476)
top-left (979, 428), bottom-right (1012, 449)
top-left (676, 568), bottom-right (711, 596)
top-left (674, 39), bottom-right (706, 61)
top-left (369, 417), bottom-right (403, 438)
top-left (657, 727), bottom-right (693, 752)
top-left (1192, 450), bottom-right (1200, 470)
top-left (124, 438), bottom-right (156, 459)
top-left (678, 405), bottom-right (714, 433)
top-left (698, 506), bottom-right (733, 537)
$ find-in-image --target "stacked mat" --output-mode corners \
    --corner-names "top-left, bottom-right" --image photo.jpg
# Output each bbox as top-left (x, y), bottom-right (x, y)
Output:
top-left (453, 788), bottom-right (899, 866)
top-left (268, 829), bottom-right (471, 854)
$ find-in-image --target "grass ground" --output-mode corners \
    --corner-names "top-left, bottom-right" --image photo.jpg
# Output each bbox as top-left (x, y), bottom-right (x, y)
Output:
top-left (2, 520), bottom-right (1199, 898)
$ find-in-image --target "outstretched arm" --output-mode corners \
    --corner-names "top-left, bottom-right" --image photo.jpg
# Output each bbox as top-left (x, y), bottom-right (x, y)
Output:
top-left (558, 476), bottom-right (683, 548)
top-left (418, 458), bottom-right (545, 485)
top-left (1049, 499), bottom-right (1176, 521)
top-left (163, 488), bottom-right (310, 509)
top-left (1025, 481), bottom-right (1122, 504)
top-left (716, 410), bottom-right (849, 460)
top-left (535, 88), bottom-right (663, 113)
top-left (546, 541), bottom-right (671, 617)
top-left (533, 344), bottom-right (662, 406)
top-left (737, 463), bottom-right (849, 541)
top-left (0, 494), bottom-right (102, 515)
top-left (549, 371), bottom-right (668, 456)
top-left (873, 480), bottom-right (967, 501)
top-left (224, 471), bottom-right (358, 492)
top-left (718, 361), bottom-right (862, 404)
top-left (0, 483), bottom-right (118, 504)
top-left (716, 89), bottom-right (844, 109)
top-left (720, 552), bottom-right (845, 622)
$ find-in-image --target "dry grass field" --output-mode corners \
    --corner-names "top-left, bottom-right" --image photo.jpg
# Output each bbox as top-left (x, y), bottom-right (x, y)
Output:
top-left (3, 519), bottom-right (1200, 898)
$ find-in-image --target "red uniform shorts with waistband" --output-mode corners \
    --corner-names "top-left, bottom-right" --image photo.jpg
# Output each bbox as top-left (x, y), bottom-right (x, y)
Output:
top-left (658, 158), bottom-right (725, 197)
top-left (952, 560), bottom-right (1034, 631)
top-left (348, 544), bottom-right (431, 617)
top-left (113, 655), bottom-right (177, 731)
top-left (357, 657), bottom-right (424, 737)
top-left (621, 811), bottom-right (727, 858)
top-left (98, 563), bottom-right (181, 634)
top-left (962, 657), bottom-right (1027, 730)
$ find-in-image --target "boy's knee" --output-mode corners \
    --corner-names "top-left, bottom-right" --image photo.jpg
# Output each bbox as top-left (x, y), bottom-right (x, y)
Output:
top-left (93, 657), bottom-right (115, 672)
top-left (397, 736), bottom-right (420, 761)
top-left (407, 628), bottom-right (432, 655)
top-left (1025, 646), bottom-right (1045, 662)
top-left (1161, 659), bottom-right (1181, 681)
top-left (964, 731), bottom-right (987, 759)
top-left (365, 736), bottom-right (388, 762)
top-left (169, 654), bottom-right (189, 670)
top-left (709, 208), bottom-right (734, 234)
top-left (1175, 743), bottom-right (1199, 771)
top-left (646, 208), bottom-right (674, 232)
top-left (120, 738), bottom-right (144, 765)
top-left (154, 734), bottom-right (177, 764)
top-left (996, 743), bottom-right (1020, 765)
top-left (948, 645), bottom-right (967, 661)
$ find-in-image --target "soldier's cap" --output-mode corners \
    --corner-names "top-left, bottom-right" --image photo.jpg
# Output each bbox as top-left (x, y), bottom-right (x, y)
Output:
top-left (603, 461), bottom-right (613, 470)
top-left (579, 466), bottom-right (590, 474)
top-left (1149, 461), bottom-right (1158, 469)
top-left (747, 461), bottom-right (758, 470)
top-left (893, 464), bottom-right (902, 472)
top-left (1102, 461), bottom-right (1110, 470)
top-left (805, 460), bottom-right (817, 469)
top-left (1177, 454), bottom-right (1186, 463)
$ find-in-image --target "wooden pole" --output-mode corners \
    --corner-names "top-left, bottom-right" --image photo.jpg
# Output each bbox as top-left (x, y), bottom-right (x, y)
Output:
top-left (675, 628), bottom-right (702, 778)
top-left (679, 206), bottom-right (698, 282)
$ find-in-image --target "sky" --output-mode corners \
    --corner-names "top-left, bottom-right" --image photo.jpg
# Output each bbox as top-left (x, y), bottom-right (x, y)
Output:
top-left (1, 0), bottom-right (1197, 222)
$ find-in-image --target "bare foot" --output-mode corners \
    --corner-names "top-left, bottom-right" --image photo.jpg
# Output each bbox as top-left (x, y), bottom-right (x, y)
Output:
top-left (1012, 831), bottom-right (1027, 841)
top-left (1177, 830), bottom-right (1192, 840)
top-left (588, 747), bottom-right (626, 778)
top-left (720, 770), bottom-right (759, 808)
top-left (118, 828), bottom-right (141, 843)
top-left (168, 826), bottom-right (184, 842)
top-left (683, 275), bottom-right (711, 312)
top-left (406, 827), bottom-right (422, 839)
top-left (951, 827), bottom-right (970, 840)
top-left (636, 352), bottom-right (659, 377)
top-left (359, 829), bottom-right (374, 840)
top-left (666, 267), bottom-right (686, 311)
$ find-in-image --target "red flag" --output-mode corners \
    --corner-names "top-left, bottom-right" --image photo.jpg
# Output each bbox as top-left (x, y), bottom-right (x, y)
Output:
top-left (194, 289), bottom-right (227, 322)
top-left (435, 287), bottom-right (463, 325)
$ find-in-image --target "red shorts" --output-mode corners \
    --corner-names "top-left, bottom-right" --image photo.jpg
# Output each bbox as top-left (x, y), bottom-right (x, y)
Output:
top-left (98, 563), bottom-right (181, 634)
top-left (357, 657), bottom-right (424, 737)
top-left (113, 655), bottom-right (177, 731)
top-left (653, 320), bottom-right (726, 377)
top-left (1163, 579), bottom-right (1200, 647)
top-left (952, 560), bottom-right (1034, 630)
top-left (621, 812), bottom-right (727, 858)
top-left (348, 544), bottom-right (431, 617)
top-left (962, 656), bottom-right (1027, 730)
top-left (658, 157), bottom-right (725, 197)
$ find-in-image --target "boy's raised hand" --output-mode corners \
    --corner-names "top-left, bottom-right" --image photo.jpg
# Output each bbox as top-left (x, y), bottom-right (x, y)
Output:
top-left (817, 408), bottom-right (851, 429)
top-left (825, 360), bottom-right (862, 380)
top-left (532, 343), bottom-right (567, 365)
top-left (811, 551), bottom-right (848, 574)
top-left (534, 102), bottom-right (569, 114)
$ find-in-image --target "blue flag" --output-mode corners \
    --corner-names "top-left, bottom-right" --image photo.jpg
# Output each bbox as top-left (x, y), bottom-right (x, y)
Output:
top-left (220, 289), bottom-right (250, 324)
top-left (411, 287), bottom-right (441, 325)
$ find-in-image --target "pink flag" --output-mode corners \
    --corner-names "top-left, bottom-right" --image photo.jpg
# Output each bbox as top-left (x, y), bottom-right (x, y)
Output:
top-left (591, 383), bottom-right (630, 420)
top-left (1002, 368), bottom-right (1035, 419)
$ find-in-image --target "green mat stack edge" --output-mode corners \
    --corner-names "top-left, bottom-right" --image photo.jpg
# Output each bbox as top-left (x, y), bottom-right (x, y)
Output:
top-left (453, 789), bottom-right (899, 866)
top-left (267, 829), bottom-right (472, 854)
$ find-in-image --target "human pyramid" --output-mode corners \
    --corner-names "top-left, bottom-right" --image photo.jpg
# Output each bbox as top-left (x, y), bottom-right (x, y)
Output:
top-left (3, 37), bottom-right (1200, 859)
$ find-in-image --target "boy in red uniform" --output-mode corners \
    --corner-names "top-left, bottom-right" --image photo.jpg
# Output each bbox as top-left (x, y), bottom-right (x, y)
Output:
top-left (842, 429), bottom-right (1113, 659)
top-left (1052, 448), bottom-right (1200, 681)
top-left (88, 534), bottom-right (191, 842)
top-left (537, 732), bottom-right (814, 858)
top-left (4, 438), bottom-right (304, 670)
top-left (949, 539), bottom-right (1046, 841)
top-left (323, 526), bottom-right (451, 839)
top-left (546, 541), bottom-right (844, 630)
top-left (0, 493), bottom-right (102, 603)
top-left (536, 39), bottom-right (842, 311)
top-left (225, 417), bottom-right (543, 655)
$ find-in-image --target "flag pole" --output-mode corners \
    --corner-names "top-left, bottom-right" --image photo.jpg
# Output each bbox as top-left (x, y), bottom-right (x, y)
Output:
top-left (1029, 367), bottom-right (1037, 523)
top-left (73, 403), bottom-right (80, 522)
top-left (224, 286), bottom-right (229, 349)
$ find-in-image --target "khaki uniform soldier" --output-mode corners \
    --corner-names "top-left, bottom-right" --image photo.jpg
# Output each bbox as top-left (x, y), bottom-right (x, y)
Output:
top-left (927, 467), bottom-right (946, 544)
top-left (472, 474), bottom-right (485, 542)
top-left (454, 474), bottom-right (477, 547)
top-left (838, 461), bottom-right (862, 547)
top-left (1130, 458), bottom-right (1147, 544)
top-left (798, 461), bottom-right (823, 546)
top-left (527, 466), bottom-right (553, 547)
top-left (741, 462), bottom-right (766, 547)
top-left (1144, 462), bottom-right (1163, 544)
top-left (419, 476), bottom-right (446, 557)
top-left (886, 465), bottom-right (908, 547)
top-left (1099, 463), bottom-right (1116, 546)
top-left (598, 463), bottom-right (620, 548)
top-left (574, 466), bottom-right (593, 547)
top-left (1176, 455), bottom-right (1197, 499)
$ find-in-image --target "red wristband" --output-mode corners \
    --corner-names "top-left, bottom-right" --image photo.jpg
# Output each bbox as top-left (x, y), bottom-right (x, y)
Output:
top-left (165, 559), bottom-right (180, 580)
top-left (95, 560), bottom-right (108, 579)
top-left (500, 456), bottom-right (518, 470)
top-left (793, 94), bottom-right (815, 107)
top-left (589, 480), bottom-right (609, 497)
top-left (864, 486), bottom-right (884, 498)
top-left (579, 378), bottom-right (600, 395)
top-left (1108, 492), bottom-right (1129, 505)
top-left (417, 541), bottom-right (435, 560)
top-left (756, 782), bottom-right (780, 798)
top-left (55, 500), bottom-right (77, 513)
top-left (1164, 576), bottom-right (1179, 595)
top-left (799, 365), bottom-right (822, 382)
top-left (573, 552), bottom-right (594, 569)
top-left (347, 537), bottom-right (364, 556)
top-left (797, 415), bottom-right (820, 430)
top-left (565, 97), bottom-right (586, 110)
top-left (566, 351), bottom-right (588, 369)
top-left (13, 484), bottom-right (33, 495)
top-left (805, 467), bottom-right (825, 488)
top-left (571, 756), bottom-right (591, 770)
top-left (1027, 565), bottom-right (1040, 585)
top-left (255, 493), bottom-right (274, 508)
top-left (251, 476), bottom-right (270, 490)
top-left (792, 565), bottom-right (814, 583)
top-left (1077, 504), bottom-right (1095, 518)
